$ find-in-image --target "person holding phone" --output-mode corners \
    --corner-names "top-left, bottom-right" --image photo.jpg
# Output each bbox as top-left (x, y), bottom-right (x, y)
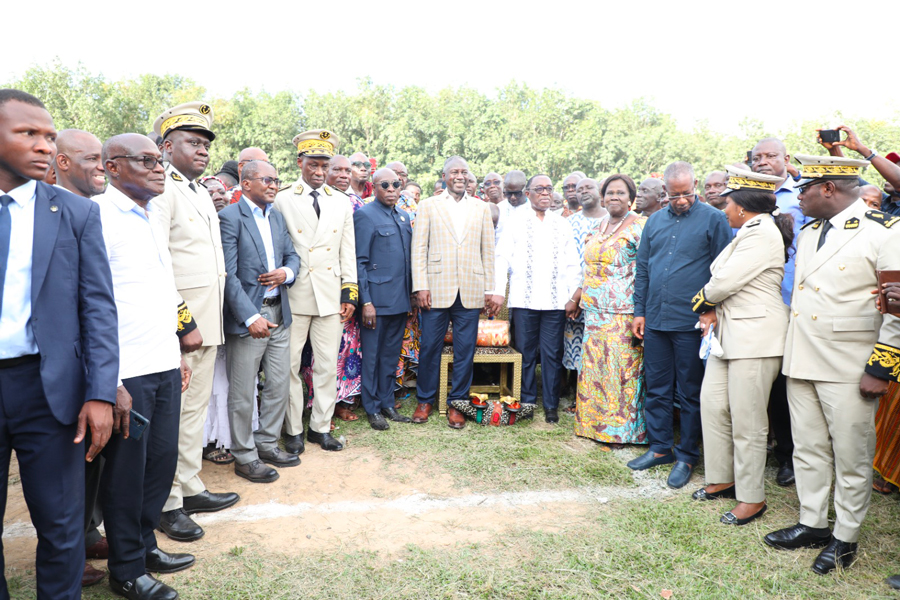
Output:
top-left (93, 133), bottom-right (195, 599)
top-left (690, 167), bottom-right (792, 527)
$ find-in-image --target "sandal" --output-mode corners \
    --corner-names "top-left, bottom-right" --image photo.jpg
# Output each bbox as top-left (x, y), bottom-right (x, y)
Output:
top-left (334, 404), bottom-right (359, 421)
top-left (564, 405), bottom-right (576, 414)
top-left (202, 446), bottom-right (235, 465)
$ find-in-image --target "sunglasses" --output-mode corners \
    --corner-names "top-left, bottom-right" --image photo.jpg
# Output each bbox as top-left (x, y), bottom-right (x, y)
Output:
top-left (379, 180), bottom-right (402, 190)
top-left (109, 155), bottom-right (164, 170)
top-left (504, 190), bottom-right (524, 198)
top-left (351, 161), bottom-right (370, 169)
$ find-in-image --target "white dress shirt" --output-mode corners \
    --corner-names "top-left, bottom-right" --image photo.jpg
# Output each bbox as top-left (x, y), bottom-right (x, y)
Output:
top-left (242, 196), bottom-right (295, 327)
top-left (442, 192), bottom-right (471, 238)
top-left (0, 180), bottom-right (38, 359)
top-left (492, 206), bottom-right (581, 310)
top-left (93, 186), bottom-right (181, 382)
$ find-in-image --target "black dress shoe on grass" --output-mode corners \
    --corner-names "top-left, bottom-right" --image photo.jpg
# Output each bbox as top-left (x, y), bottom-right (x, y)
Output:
top-left (720, 504), bottom-right (767, 526)
top-left (381, 407), bottom-right (412, 423)
top-left (145, 547), bottom-right (195, 574)
top-left (282, 433), bottom-right (305, 455)
top-left (368, 413), bottom-right (390, 430)
top-left (182, 490), bottom-right (240, 514)
top-left (764, 523), bottom-right (832, 550)
top-left (544, 408), bottom-right (559, 423)
top-left (259, 447), bottom-right (300, 467)
top-left (776, 463), bottom-right (795, 486)
top-left (235, 459), bottom-right (279, 483)
top-left (158, 509), bottom-right (203, 542)
top-left (692, 485), bottom-right (736, 501)
top-left (626, 450), bottom-right (675, 471)
top-left (667, 461), bottom-right (693, 489)
top-left (110, 573), bottom-right (178, 600)
top-left (812, 538), bottom-right (857, 574)
top-left (307, 430), bottom-right (344, 451)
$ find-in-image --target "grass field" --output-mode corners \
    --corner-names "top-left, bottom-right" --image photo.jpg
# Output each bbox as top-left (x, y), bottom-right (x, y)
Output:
top-left (6, 396), bottom-right (900, 599)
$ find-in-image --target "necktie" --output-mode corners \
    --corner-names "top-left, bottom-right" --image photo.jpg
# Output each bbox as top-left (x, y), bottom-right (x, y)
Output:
top-left (310, 190), bottom-right (321, 218)
top-left (188, 182), bottom-right (196, 192)
top-left (816, 220), bottom-right (833, 251)
top-left (0, 195), bottom-right (13, 315)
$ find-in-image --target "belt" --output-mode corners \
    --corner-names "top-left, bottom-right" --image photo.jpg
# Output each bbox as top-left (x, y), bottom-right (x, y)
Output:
top-left (0, 354), bottom-right (40, 369)
top-left (261, 296), bottom-right (281, 306)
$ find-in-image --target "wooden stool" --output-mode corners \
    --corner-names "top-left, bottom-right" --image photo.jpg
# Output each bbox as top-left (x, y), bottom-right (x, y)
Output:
top-left (438, 346), bottom-right (522, 415)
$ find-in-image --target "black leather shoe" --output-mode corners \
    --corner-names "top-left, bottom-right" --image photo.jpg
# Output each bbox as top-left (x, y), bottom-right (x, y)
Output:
top-left (667, 461), bottom-right (693, 489)
top-left (764, 523), bottom-right (832, 550)
top-left (721, 504), bottom-right (767, 526)
top-left (886, 574), bottom-right (900, 589)
top-left (545, 408), bottom-right (559, 424)
top-left (307, 429), bottom-right (344, 451)
top-left (158, 509), bottom-right (203, 542)
top-left (381, 407), bottom-right (412, 423)
top-left (368, 413), bottom-right (390, 430)
top-left (776, 463), bottom-right (795, 487)
top-left (692, 485), bottom-right (736, 501)
top-left (235, 459), bottom-right (279, 483)
top-left (145, 547), bottom-right (195, 574)
top-left (626, 450), bottom-right (675, 471)
top-left (812, 538), bottom-right (857, 574)
top-left (259, 447), bottom-right (300, 467)
top-left (110, 573), bottom-right (178, 600)
top-left (182, 490), bottom-right (240, 514)
top-left (282, 433), bottom-right (305, 455)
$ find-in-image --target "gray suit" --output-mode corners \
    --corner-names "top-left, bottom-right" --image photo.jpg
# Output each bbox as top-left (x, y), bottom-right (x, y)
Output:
top-left (219, 199), bottom-right (300, 464)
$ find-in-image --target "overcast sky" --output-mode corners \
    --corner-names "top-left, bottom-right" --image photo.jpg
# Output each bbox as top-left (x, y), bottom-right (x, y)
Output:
top-left (6, 0), bottom-right (897, 135)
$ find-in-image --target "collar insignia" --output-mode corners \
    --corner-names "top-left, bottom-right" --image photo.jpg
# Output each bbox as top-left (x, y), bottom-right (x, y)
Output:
top-left (171, 172), bottom-right (183, 182)
top-left (844, 217), bottom-right (860, 229)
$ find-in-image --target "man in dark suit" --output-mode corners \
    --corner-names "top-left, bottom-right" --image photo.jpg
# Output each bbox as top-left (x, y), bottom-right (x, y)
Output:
top-left (0, 89), bottom-right (118, 599)
top-left (220, 161), bottom-right (301, 482)
top-left (355, 168), bottom-right (414, 430)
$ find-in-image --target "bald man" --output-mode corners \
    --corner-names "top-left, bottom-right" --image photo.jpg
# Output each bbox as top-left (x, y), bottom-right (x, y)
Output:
top-left (860, 184), bottom-right (883, 210)
top-left (703, 171), bottom-right (728, 210)
top-left (386, 161), bottom-right (409, 189)
top-left (55, 129), bottom-right (106, 200)
top-left (326, 155), bottom-right (354, 196)
top-left (349, 152), bottom-right (372, 199)
top-left (562, 172), bottom-right (584, 213)
top-left (635, 178), bottom-right (665, 217)
top-left (229, 147), bottom-right (269, 205)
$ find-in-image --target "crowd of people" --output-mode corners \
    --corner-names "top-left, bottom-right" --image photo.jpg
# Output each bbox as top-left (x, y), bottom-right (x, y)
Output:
top-left (2, 86), bottom-right (900, 599)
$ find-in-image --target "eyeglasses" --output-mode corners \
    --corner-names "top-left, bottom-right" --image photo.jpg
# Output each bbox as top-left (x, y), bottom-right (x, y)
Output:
top-left (351, 161), bottom-right (369, 169)
top-left (666, 192), bottom-right (695, 200)
top-left (185, 139), bottom-right (211, 151)
top-left (503, 190), bottom-right (524, 198)
top-left (528, 186), bottom-right (554, 194)
top-left (246, 177), bottom-right (282, 187)
top-left (379, 180), bottom-right (402, 190)
top-left (483, 180), bottom-right (502, 187)
top-left (110, 155), bottom-right (164, 170)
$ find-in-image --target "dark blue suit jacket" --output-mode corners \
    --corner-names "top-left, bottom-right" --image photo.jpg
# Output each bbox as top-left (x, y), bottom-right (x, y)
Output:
top-left (219, 199), bottom-right (301, 335)
top-left (354, 200), bottom-right (412, 315)
top-left (31, 182), bottom-right (119, 424)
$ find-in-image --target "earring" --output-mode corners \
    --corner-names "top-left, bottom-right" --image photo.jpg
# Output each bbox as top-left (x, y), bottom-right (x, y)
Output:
top-left (739, 209), bottom-right (745, 217)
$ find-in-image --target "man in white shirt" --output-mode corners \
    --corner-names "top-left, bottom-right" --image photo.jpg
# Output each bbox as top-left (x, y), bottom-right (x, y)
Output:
top-left (489, 174), bottom-right (581, 423)
top-left (94, 133), bottom-right (193, 600)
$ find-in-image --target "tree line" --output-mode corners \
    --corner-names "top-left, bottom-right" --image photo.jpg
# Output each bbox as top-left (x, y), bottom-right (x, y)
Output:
top-left (7, 61), bottom-right (899, 191)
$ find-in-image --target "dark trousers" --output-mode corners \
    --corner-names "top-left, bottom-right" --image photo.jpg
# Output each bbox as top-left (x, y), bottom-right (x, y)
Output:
top-left (84, 455), bottom-right (104, 547)
top-left (360, 312), bottom-right (407, 415)
top-left (643, 328), bottom-right (704, 464)
top-left (513, 308), bottom-right (566, 410)
top-left (0, 358), bottom-right (84, 600)
top-left (101, 368), bottom-right (181, 582)
top-left (417, 294), bottom-right (480, 404)
top-left (768, 372), bottom-right (794, 467)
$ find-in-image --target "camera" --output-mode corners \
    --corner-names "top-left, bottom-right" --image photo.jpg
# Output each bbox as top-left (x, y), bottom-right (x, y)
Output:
top-left (819, 129), bottom-right (841, 144)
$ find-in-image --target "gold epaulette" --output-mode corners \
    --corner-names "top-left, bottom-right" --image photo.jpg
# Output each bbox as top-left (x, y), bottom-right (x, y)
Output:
top-left (865, 210), bottom-right (900, 228)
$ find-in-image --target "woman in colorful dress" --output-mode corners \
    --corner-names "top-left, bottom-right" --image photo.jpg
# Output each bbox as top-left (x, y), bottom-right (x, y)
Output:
top-left (395, 183), bottom-right (421, 395)
top-left (573, 174), bottom-right (647, 445)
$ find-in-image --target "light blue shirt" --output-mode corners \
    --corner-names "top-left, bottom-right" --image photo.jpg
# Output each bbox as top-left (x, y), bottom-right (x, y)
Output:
top-left (0, 180), bottom-right (39, 359)
top-left (241, 196), bottom-right (295, 327)
top-left (774, 177), bottom-right (809, 305)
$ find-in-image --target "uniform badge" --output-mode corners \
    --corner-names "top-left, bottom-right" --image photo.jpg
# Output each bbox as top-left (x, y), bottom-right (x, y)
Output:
top-left (50, 205), bottom-right (59, 212)
top-left (171, 172), bottom-right (183, 182)
top-left (323, 187), bottom-right (332, 196)
top-left (811, 220), bottom-right (822, 229)
top-left (844, 217), bottom-right (859, 229)
top-left (199, 104), bottom-right (211, 115)
top-left (320, 131), bottom-right (331, 139)
top-left (802, 219), bottom-right (821, 230)
top-left (294, 183), bottom-right (304, 195)
top-left (400, 216), bottom-right (405, 222)
top-left (866, 210), bottom-right (900, 228)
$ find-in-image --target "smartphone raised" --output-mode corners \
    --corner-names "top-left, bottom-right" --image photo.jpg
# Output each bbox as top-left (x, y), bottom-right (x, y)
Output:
top-left (819, 129), bottom-right (840, 144)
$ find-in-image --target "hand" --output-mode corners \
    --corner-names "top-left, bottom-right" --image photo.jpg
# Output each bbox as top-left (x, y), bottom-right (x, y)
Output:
top-left (248, 317), bottom-right (278, 339)
top-left (815, 128), bottom-right (839, 152)
top-left (180, 328), bottom-right (203, 353)
top-left (631, 316), bottom-right (646, 340)
top-left (489, 294), bottom-right (505, 316)
top-left (565, 300), bottom-right (581, 320)
top-left (698, 310), bottom-right (718, 337)
top-left (112, 385), bottom-right (132, 438)
top-left (74, 400), bottom-right (113, 462)
top-left (340, 302), bottom-right (356, 322)
top-left (785, 163), bottom-right (800, 179)
top-left (417, 290), bottom-right (432, 311)
top-left (362, 304), bottom-right (377, 329)
top-left (180, 356), bottom-right (192, 392)
top-left (833, 125), bottom-right (870, 157)
top-left (860, 372), bottom-right (890, 400)
top-left (258, 268), bottom-right (287, 291)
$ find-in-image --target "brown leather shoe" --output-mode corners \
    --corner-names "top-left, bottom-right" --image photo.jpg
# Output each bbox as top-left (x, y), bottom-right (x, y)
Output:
top-left (85, 536), bottom-right (109, 559)
top-left (412, 402), bottom-right (432, 424)
top-left (447, 407), bottom-right (466, 429)
top-left (82, 563), bottom-right (106, 587)
top-left (334, 404), bottom-right (359, 421)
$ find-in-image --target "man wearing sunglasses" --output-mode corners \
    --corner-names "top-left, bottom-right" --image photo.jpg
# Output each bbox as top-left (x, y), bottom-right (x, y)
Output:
top-left (354, 168), bottom-right (414, 430)
top-left (411, 156), bottom-right (495, 429)
top-left (219, 160), bottom-right (300, 483)
top-left (349, 152), bottom-right (373, 200)
top-left (152, 102), bottom-right (240, 544)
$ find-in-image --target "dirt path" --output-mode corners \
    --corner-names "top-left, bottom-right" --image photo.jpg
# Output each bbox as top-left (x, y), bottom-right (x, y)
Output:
top-left (2, 447), bottom-right (673, 570)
